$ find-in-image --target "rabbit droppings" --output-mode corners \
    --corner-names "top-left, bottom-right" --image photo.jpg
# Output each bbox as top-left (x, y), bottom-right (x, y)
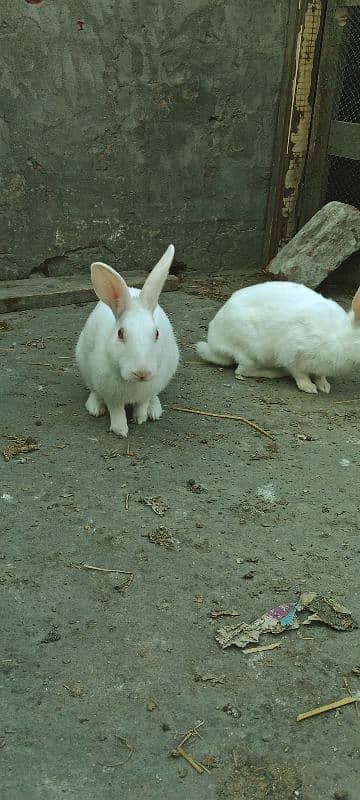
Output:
top-left (196, 281), bottom-right (360, 395)
top-left (76, 245), bottom-right (179, 437)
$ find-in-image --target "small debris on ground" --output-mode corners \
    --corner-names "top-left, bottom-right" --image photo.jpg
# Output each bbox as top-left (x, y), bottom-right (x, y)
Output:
top-left (0, 320), bottom-right (13, 331)
top-left (201, 755), bottom-right (220, 770)
top-left (298, 592), bottom-right (357, 631)
top-left (216, 592), bottom-right (357, 649)
top-left (141, 496), bottom-right (169, 516)
top-left (103, 444), bottom-right (136, 459)
top-left (172, 406), bottom-right (274, 440)
top-left (102, 448), bottom-right (123, 459)
top-left (70, 562), bottom-right (134, 591)
top-left (100, 734), bottom-right (135, 768)
top-left (146, 526), bottom-right (176, 548)
top-left (210, 608), bottom-right (240, 619)
top-left (114, 734), bottom-right (134, 765)
top-left (41, 625), bottom-right (61, 643)
top-left (216, 602), bottom-right (298, 649)
top-left (63, 683), bottom-right (87, 698)
top-left (220, 757), bottom-right (303, 799)
top-left (297, 694), bottom-right (359, 722)
top-left (222, 704), bottom-right (241, 719)
top-left (3, 436), bottom-right (41, 461)
top-left (351, 665), bottom-right (360, 676)
top-left (26, 337), bottom-right (45, 349)
top-left (244, 642), bottom-right (281, 655)
top-left (194, 672), bottom-right (225, 685)
top-left (171, 721), bottom-right (209, 775)
top-left (187, 479), bottom-right (208, 494)
top-left (147, 699), bottom-right (158, 712)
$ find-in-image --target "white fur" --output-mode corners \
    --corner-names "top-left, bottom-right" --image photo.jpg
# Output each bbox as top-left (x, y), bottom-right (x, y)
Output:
top-left (196, 281), bottom-right (360, 394)
top-left (76, 245), bottom-right (179, 436)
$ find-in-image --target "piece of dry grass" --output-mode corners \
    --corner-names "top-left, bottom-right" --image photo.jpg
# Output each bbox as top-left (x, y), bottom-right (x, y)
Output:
top-left (171, 721), bottom-right (210, 775)
top-left (210, 609), bottom-right (240, 619)
top-left (146, 526), bottom-right (176, 548)
top-left (70, 562), bottom-right (134, 590)
top-left (3, 436), bottom-right (41, 461)
top-left (297, 695), bottom-right (358, 721)
top-left (172, 406), bottom-right (274, 440)
top-left (243, 642), bottom-right (281, 654)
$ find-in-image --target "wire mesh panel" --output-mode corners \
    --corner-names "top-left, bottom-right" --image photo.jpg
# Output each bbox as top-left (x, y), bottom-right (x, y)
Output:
top-left (334, 6), bottom-right (360, 123)
top-left (327, 155), bottom-right (360, 205)
top-left (326, 6), bottom-right (360, 206)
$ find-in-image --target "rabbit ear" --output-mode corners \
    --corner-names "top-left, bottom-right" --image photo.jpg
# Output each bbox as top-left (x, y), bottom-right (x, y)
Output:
top-left (90, 262), bottom-right (131, 316)
top-left (352, 287), bottom-right (360, 322)
top-left (140, 244), bottom-right (175, 312)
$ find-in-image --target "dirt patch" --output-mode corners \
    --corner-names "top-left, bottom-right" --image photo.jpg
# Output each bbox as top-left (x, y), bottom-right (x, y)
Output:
top-left (1, 287), bottom-right (359, 800)
top-left (220, 758), bottom-right (303, 800)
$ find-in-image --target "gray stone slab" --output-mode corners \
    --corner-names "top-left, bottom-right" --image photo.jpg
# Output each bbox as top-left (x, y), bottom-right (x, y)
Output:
top-left (267, 201), bottom-right (360, 287)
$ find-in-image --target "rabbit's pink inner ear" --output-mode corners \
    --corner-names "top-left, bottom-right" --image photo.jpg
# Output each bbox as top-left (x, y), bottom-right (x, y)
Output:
top-left (91, 262), bottom-right (130, 316)
top-left (352, 287), bottom-right (360, 322)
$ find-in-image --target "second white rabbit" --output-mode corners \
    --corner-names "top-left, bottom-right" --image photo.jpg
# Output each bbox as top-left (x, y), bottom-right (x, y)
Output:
top-left (196, 281), bottom-right (360, 394)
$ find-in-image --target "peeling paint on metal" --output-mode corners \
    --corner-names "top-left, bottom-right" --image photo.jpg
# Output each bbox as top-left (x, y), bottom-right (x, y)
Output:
top-left (281, 1), bottom-right (322, 242)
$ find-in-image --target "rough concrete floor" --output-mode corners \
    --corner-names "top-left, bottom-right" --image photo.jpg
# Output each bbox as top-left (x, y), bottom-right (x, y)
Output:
top-left (1, 284), bottom-right (360, 800)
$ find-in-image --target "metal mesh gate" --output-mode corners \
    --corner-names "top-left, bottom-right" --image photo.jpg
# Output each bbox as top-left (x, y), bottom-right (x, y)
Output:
top-left (264, 0), bottom-right (360, 261)
top-left (326, 5), bottom-right (360, 206)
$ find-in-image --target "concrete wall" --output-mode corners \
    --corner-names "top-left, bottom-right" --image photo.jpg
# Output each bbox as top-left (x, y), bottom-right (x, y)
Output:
top-left (0, 0), bottom-right (289, 280)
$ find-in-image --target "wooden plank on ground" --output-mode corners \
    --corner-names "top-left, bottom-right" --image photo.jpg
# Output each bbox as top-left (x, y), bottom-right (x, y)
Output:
top-left (266, 200), bottom-right (360, 287)
top-left (0, 273), bottom-right (179, 314)
top-left (328, 120), bottom-right (360, 160)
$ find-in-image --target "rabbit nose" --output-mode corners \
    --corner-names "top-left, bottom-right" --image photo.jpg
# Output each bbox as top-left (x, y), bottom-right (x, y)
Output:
top-left (133, 369), bottom-right (151, 381)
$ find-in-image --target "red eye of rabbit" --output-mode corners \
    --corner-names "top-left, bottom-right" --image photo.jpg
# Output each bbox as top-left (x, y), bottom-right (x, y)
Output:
top-left (118, 328), bottom-right (125, 341)
top-left (155, 328), bottom-right (159, 341)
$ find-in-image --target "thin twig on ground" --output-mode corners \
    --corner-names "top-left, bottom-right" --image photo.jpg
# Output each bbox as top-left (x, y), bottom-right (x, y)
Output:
top-left (334, 399), bottom-right (360, 403)
top-left (297, 695), bottom-right (358, 721)
top-left (172, 406), bottom-right (274, 440)
top-left (171, 721), bottom-right (210, 775)
top-left (70, 562), bottom-right (134, 589)
top-left (100, 734), bottom-right (135, 768)
top-left (243, 642), bottom-right (281, 654)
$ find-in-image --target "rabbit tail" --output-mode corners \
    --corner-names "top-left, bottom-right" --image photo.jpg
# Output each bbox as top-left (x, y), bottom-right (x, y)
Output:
top-left (196, 340), bottom-right (233, 366)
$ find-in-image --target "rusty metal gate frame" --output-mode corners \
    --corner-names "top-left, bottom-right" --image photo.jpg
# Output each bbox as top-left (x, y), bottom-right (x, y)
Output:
top-left (263, 0), bottom-right (349, 263)
top-left (263, 1), bottom-right (326, 263)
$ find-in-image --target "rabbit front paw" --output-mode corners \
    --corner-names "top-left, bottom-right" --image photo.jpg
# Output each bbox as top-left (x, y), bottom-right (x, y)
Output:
top-left (85, 391), bottom-right (106, 417)
top-left (133, 402), bottom-right (149, 425)
top-left (109, 407), bottom-right (128, 437)
top-left (293, 374), bottom-right (318, 394)
top-left (314, 375), bottom-right (331, 394)
top-left (148, 396), bottom-right (162, 420)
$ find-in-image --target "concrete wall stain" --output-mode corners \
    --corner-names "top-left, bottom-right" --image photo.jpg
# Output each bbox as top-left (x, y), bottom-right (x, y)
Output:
top-left (0, 0), bottom-right (288, 279)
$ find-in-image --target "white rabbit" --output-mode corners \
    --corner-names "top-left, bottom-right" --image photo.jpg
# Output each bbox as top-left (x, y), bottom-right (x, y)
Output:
top-left (196, 281), bottom-right (360, 394)
top-left (76, 244), bottom-right (179, 436)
